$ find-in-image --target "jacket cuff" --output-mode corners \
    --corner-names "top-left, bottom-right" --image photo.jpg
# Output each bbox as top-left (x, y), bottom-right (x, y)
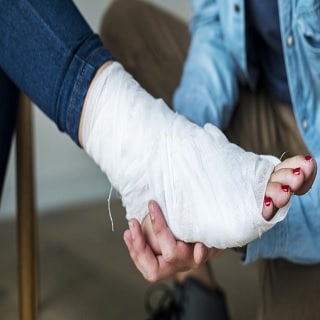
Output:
top-left (241, 218), bottom-right (288, 264)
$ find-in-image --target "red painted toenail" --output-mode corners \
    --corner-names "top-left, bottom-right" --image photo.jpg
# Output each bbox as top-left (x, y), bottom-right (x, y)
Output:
top-left (305, 155), bottom-right (312, 161)
top-left (264, 197), bottom-right (272, 207)
top-left (281, 185), bottom-right (290, 192)
top-left (293, 167), bottom-right (301, 175)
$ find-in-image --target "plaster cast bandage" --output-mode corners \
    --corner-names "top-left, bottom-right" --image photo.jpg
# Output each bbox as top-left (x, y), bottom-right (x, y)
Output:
top-left (82, 62), bottom-right (290, 249)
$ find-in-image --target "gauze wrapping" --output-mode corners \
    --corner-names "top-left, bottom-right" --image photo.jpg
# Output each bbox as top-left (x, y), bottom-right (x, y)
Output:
top-left (82, 62), bottom-right (290, 249)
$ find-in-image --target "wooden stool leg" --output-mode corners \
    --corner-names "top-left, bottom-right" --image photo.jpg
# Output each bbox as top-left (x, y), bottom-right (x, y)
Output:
top-left (16, 93), bottom-right (39, 320)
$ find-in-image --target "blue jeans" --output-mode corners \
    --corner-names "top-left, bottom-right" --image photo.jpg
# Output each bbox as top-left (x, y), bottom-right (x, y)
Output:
top-left (0, 0), bottom-right (113, 196)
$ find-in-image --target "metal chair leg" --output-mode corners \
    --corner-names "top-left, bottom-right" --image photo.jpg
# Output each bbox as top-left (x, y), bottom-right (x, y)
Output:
top-left (16, 93), bottom-right (39, 320)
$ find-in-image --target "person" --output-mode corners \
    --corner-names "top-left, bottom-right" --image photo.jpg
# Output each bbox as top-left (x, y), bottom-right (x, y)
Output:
top-left (0, 1), bottom-right (313, 250)
top-left (0, 1), bottom-right (316, 318)
top-left (99, 0), bottom-right (320, 319)
top-left (0, 69), bottom-right (19, 200)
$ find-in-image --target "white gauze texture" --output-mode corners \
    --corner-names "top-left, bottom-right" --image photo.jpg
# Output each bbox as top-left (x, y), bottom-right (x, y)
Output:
top-left (82, 62), bottom-right (290, 249)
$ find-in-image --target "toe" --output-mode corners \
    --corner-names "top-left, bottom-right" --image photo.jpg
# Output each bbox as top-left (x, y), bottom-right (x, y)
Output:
top-left (262, 196), bottom-right (275, 221)
top-left (275, 155), bottom-right (317, 194)
top-left (269, 167), bottom-right (305, 194)
top-left (263, 182), bottom-right (292, 220)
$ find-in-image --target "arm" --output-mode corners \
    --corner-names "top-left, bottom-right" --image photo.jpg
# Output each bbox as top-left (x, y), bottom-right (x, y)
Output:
top-left (173, 0), bottom-right (239, 128)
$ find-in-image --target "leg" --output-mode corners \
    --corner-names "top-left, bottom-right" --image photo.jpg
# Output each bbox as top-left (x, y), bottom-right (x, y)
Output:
top-left (0, 68), bottom-right (19, 200)
top-left (225, 88), bottom-right (320, 319)
top-left (99, 2), bottom-right (316, 320)
top-left (0, 0), bottom-right (113, 144)
top-left (258, 259), bottom-right (320, 320)
top-left (99, 1), bottom-right (317, 246)
top-left (0, 69), bottom-right (39, 320)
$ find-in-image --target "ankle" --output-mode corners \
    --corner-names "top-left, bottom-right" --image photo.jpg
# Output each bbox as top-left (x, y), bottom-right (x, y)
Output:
top-left (78, 60), bottom-right (113, 146)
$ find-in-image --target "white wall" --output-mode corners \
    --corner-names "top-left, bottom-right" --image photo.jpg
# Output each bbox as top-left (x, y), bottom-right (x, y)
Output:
top-left (0, 0), bottom-right (192, 218)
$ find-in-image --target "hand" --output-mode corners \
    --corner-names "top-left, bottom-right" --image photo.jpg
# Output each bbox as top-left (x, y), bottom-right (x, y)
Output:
top-left (123, 200), bottom-right (223, 282)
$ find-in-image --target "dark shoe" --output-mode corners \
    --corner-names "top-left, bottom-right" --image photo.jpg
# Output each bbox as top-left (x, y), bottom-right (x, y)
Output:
top-left (145, 282), bottom-right (179, 319)
top-left (145, 277), bottom-right (230, 320)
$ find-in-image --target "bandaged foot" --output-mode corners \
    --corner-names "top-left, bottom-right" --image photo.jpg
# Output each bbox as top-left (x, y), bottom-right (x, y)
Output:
top-left (82, 62), bottom-right (291, 249)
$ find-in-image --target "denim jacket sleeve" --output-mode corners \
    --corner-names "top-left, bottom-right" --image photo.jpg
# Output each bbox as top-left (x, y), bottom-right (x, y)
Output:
top-left (173, 0), bottom-right (239, 128)
top-left (243, 0), bottom-right (320, 266)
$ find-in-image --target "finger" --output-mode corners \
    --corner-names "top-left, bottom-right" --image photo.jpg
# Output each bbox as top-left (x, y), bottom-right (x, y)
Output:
top-left (193, 243), bottom-right (208, 266)
top-left (126, 220), bottom-right (188, 281)
top-left (124, 221), bottom-right (148, 273)
top-left (128, 220), bottom-right (148, 254)
top-left (148, 201), bottom-right (169, 235)
top-left (193, 243), bottom-right (224, 265)
top-left (143, 255), bottom-right (189, 281)
top-left (123, 229), bottom-right (133, 256)
top-left (149, 201), bottom-right (194, 266)
top-left (126, 235), bottom-right (189, 281)
top-left (124, 227), bottom-right (154, 279)
top-left (128, 220), bottom-right (159, 276)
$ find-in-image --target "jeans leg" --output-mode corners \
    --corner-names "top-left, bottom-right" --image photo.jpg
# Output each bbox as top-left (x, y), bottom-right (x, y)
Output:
top-left (258, 259), bottom-right (320, 320)
top-left (0, 68), bottom-right (19, 202)
top-left (0, 0), bottom-right (113, 144)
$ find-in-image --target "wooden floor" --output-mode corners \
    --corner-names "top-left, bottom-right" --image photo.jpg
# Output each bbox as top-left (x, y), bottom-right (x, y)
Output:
top-left (0, 200), bottom-right (259, 320)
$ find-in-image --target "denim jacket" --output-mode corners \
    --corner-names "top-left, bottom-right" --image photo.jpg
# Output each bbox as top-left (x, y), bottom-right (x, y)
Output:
top-left (174, 0), bottom-right (320, 264)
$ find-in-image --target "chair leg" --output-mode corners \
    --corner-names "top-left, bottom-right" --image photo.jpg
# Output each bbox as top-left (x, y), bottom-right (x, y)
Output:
top-left (16, 93), bottom-right (39, 320)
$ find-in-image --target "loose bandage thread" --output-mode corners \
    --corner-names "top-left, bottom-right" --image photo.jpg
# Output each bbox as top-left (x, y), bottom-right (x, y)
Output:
top-left (107, 185), bottom-right (114, 231)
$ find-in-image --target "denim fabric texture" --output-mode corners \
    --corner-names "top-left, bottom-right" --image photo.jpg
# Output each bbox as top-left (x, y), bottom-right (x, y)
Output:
top-left (174, 0), bottom-right (320, 264)
top-left (0, 0), bottom-right (113, 144)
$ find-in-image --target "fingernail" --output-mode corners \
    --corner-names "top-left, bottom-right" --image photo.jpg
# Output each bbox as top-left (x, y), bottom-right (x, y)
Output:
top-left (305, 155), bottom-right (312, 161)
top-left (148, 201), bottom-right (154, 213)
top-left (123, 231), bottom-right (130, 243)
top-left (293, 167), bottom-right (301, 175)
top-left (264, 197), bottom-right (272, 207)
top-left (128, 222), bottom-right (135, 240)
top-left (281, 185), bottom-right (290, 192)
top-left (148, 202), bottom-right (155, 221)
